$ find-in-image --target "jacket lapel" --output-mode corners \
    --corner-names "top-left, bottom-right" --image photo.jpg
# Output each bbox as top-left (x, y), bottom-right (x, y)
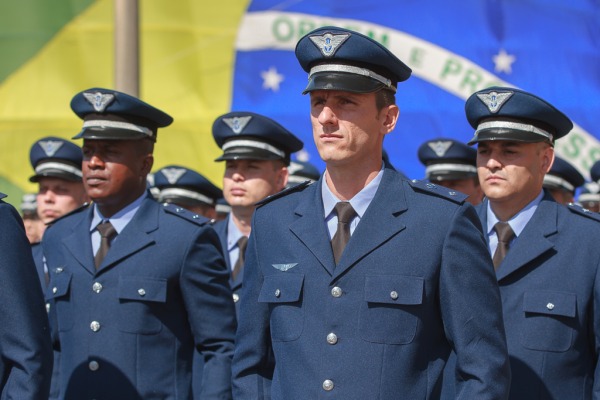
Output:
top-left (97, 198), bottom-right (158, 273)
top-left (289, 179), bottom-right (337, 275)
top-left (333, 170), bottom-right (407, 279)
top-left (62, 207), bottom-right (95, 275)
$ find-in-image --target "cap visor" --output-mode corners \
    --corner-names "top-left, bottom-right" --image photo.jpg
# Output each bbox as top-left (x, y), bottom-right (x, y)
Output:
top-left (468, 128), bottom-right (552, 146)
top-left (29, 171), bottom-right (82, 183)
top-left (72, 127), bottom-right (152, 141)
top-left (302, 72), bottom-right (387, 94)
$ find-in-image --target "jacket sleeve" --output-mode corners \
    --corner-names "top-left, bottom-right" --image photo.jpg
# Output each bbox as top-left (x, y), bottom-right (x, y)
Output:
top-left (439, 202), bottom-right (511, 400)
top-left (0, 201), bottom-right (53, 400)
top-left (181, 224), bottom-right (237, 400)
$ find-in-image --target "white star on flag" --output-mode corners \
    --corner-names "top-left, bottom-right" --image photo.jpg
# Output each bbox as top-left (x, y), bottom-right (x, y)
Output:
top-left (492, 49), bottom-right (516, 74)
top-left (261, 66), bottom-right (284, 92)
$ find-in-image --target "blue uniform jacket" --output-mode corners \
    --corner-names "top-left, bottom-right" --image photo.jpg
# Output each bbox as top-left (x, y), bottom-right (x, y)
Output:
top-left (0, 197), bottom-right (53, 399)
top-left (232, 169), bottom-right (510, 399)
top-left (476, 193), bottom-right (600, 399)
top-left (43, 196), bottom-right (237, 400)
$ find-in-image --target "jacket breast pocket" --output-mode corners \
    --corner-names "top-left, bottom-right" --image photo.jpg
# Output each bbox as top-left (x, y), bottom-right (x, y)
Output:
top-left (118, 276), bottom-right (167, 335)
top-left (359, 275), bottom-right (423, 344)
top-left (47, 271), bottom-right (73, 332)
top-left (520, 290), bottom-right (576, 352)
top-left (259, 274), bottom-right (304, 342)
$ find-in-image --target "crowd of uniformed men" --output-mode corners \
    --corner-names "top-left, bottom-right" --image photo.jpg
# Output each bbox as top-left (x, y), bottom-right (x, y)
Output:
top-left (2, 25), bottom-right (600, 400)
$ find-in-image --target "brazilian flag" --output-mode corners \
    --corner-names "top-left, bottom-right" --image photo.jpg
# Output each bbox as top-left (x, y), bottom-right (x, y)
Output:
top-left (0, 0), bottom-right (249, 207)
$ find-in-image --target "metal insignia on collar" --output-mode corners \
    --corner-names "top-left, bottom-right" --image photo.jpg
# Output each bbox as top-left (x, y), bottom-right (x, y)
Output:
top-left (428, 140), bottom-right (453, 157)
top-left (160, 167), bottom-right (187, 184)
top-left (476, 91), bottom-right (513, 113)
top-left (222, 116), bottom-right (252, 134)
top-left (38, 140), bottom-right (64, 157)
top-left (83, 92), bottom-right (115, 112)
top-left (272, 263), bottom-right (298, 272)
top-left (309, 33), bottom-right (350, 57)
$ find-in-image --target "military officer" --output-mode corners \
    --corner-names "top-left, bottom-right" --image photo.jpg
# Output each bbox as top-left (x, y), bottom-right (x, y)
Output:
top-left (232, 26), bottom-right (510, 400)
top-left (542, 155), bottom-right (584, 205)
top-left (578, 181), bottom-right (600, 212)
top-left (154, 165), bottom-right (222, 219)
top-left (29, 136), bottom-right (89, 288)
top-left (454, 86), bottom-right (600, 399)
top-left (21, 193), bottom-right (44, 243)
top-left (42, 88), bottom-right (236, 399)
top-left (211, 111), bottom-right (303, 313)
top-left (0, 194), bottom-right (53, 399)
top-left (418, 137), bottom-right (484, 205)
top-left (286, 159), bottom-right (321, 188)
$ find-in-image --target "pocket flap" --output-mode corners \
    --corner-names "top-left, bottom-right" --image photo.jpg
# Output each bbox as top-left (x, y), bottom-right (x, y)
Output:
top-left (118, 276), bottom-right (167, 303)
top-left (46, 272), bottom-right (71, 300)
top-left (364, 275), bottom-right (423, 305)
top-left (523, 290), bottom-right (576, 318)
top-left (259, 274), bottom-right (304, 303)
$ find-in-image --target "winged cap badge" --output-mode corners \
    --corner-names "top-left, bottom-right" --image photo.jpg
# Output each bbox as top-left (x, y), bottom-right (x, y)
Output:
top-left (83, 92), bottom-right (115, 112)
top-left (38, 140), bottom-right (64, 157)
top-left (476, 91), bottom-right (513, 113)
top-left (160, 168), bottom-right (187, 185)
top-left (222, 116), bottom-right (252, 134)
top-left (309, 33), bottom-right (350, 57)
top-left (272, 263), bottom-right (298, 272)
top-left (428, 141), bottom-right (453, 157)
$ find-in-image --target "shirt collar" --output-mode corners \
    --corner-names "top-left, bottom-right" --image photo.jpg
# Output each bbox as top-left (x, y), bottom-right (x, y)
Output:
top-left (486, 190), bottom-right (544, 237)
top-left (322, 163), bottom-right (384, 219)
top-left (91, 192), bottom-right (148, 234)
top-left (226, 215), bottom-right (245, 251)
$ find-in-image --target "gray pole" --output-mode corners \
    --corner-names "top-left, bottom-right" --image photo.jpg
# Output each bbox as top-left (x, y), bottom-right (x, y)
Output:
top-left (114, 0), bottom-right (139, 97)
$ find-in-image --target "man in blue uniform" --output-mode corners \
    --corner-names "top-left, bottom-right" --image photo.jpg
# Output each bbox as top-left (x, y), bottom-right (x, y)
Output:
top-left (464, 86), bottom-right (600, 399)
top-left (418, 137), bottom-right (484, 205)
top-left (154, 165), bottom-right (223, 219)
top-left (0, 194), bottom-right (53, 399)
top-left (211, 111), bottom-right (303, 311)
top-left (542, 156), bottom-right (584, 205)
top-left (232, 26), bottom-right (510, 399)
top-left (42, 88), bottom-right (237, 400)
top-left (29, 137), bottom-right (89, 288)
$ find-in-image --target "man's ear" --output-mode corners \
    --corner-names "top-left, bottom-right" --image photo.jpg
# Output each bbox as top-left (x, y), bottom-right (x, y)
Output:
top-left (381, 104), bottom-right (399, 135)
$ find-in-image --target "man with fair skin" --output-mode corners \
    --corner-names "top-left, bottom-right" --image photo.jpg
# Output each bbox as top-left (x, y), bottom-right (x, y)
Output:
top-left (232, 26), bottom-right (510, 399)
top-left (418, 137), bottom-right (484, 205)
top-left (454, 86), bottom-right (600, 399)
top-left (211, 111), bottom-right (303, 311)
top-left (42, 88), bottom-right (236, 400)
top-left (29, 137), bottom-right (89, 288)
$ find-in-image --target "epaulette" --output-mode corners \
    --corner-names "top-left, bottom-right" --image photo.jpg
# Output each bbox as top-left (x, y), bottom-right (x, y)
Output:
top-left (255, 180), bottom-right (312, 208)
top-left (408, 179), bottom-right (467, 204)
top-left (162, 203), bottom-right (209, 226)
top-left (567, 202), bottom-right (600, 222)
top-left (46, 202), bottom-right (91, 226)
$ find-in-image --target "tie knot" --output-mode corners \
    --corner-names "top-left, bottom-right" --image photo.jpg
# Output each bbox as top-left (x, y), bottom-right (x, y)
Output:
top-left (96, 221), bottom-right (117, 239)
top-left (334, 202), bottom-right (356, 224)
top-left (494, 222), bottom-right (514, 244)
top-left (237, 236), bottom-right (248, 252)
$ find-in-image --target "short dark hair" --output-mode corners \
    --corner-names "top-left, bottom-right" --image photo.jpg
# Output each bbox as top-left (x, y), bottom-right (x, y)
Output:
top-left (375, 89), bottom-right (396, 110)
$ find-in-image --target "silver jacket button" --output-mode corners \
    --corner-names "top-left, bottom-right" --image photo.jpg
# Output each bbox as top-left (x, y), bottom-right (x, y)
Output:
top-left (92, 282), bottom-right (103, 293)
top-left (322, 379), bottom-right (334, 391)
top-left (331, 287), bottom-right (342, 298)
top-left (326, 333), bottom-right (338, 345)
top-left (90, 321), bottom-right (101, 332)
top-left (88, 361), bottom-right (100, 371)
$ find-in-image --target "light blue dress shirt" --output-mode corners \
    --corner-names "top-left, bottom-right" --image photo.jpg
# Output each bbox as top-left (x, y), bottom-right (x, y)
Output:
top-left (226, 215), bottom-right (247, 271)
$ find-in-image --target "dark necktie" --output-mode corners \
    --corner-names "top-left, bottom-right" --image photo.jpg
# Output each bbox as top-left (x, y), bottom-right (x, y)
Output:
top-left (493, 221), bottom-right (515, 269)
top-left (331, 202), bottom-right (357, 265)
top-left (232, 236), bottom-right (248, 280)
top-left (95, 221), bottom-right (117, 269)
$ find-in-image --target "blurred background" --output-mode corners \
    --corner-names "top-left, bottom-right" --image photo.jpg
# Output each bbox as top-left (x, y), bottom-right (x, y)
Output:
top-left (0, 0), bottom-right (598, 206)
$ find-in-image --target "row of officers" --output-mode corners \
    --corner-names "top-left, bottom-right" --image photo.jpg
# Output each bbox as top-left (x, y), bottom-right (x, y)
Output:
top-left (2, 25), bottom-right (600, 400)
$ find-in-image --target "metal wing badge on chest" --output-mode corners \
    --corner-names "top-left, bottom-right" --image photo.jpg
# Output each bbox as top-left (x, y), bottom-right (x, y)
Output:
top-left (272, 263), bottom-right (298, 272)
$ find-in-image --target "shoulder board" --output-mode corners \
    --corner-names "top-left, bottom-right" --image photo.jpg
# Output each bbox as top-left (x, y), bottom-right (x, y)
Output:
top-left (567, 202), bottom-right (600, 222)
top-left (255, 180), bottom-right (312, 208)
top-left (162, 203), bottom-right (210, 226)
top-left (408, 179), bottom-right (467, 204)
top-left (46, 202), bottom-right (90, 226)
